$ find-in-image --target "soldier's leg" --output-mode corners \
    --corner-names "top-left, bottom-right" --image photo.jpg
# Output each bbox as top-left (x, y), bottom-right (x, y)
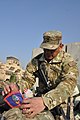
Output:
top-left (2, 108), bottom-right (26, 120)
top-left (2, 109), bottom-right (54, 120)
top-left (28, 110), bottom-right (55, 120)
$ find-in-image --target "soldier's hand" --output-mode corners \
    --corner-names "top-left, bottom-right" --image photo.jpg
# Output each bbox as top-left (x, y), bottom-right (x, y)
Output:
top-left (2, 82), bottom-right (19, 96)
top-left (20, 97), bottom-right (46, 118)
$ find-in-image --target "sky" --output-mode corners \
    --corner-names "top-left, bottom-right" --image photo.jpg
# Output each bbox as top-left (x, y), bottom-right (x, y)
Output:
top-left (0, 0), bottom-right (80, 68)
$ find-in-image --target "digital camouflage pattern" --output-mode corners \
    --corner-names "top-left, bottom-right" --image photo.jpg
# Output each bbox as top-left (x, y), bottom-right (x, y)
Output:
top-left (66, 42), bottom-right (80, 120)
top-left (16, 50), bottom-right (78, 120)
top-left (0, 31), bottom-right (79, 120)
top-left (40, 31), bottom-right (62, 50)
top-left (1, 49), bottom-right (78, 120)
top-left (3, 108), bottom-right (54, 120)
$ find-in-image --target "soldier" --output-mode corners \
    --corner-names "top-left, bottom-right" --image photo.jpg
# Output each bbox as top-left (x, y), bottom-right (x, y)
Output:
top-left (0, 30), bottom-right (79, 120)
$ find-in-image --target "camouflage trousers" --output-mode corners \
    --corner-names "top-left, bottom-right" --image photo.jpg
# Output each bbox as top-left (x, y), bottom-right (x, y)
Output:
top-left (2, 108), bottom-right (54, 120)
top-left (2, 108), bottom-right (79, 120)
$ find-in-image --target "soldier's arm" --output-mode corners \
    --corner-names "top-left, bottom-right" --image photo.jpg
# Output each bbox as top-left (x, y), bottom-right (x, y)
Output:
top-left (42, 53), bottom-right (79, 110)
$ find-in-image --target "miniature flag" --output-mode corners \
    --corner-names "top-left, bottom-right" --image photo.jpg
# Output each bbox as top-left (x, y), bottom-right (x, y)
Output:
top-left (4, 91), bottom-right (23, 108)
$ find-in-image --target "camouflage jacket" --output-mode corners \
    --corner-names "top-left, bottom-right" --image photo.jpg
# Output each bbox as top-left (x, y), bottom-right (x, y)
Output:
top-left (17, 50), bottom-right (78, 111)
top-left (0, 50), bottom-right (78, 112)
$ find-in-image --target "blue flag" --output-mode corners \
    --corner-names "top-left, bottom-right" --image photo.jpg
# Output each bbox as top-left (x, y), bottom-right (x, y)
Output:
top-left (4, 91), bottom-right (23, 108)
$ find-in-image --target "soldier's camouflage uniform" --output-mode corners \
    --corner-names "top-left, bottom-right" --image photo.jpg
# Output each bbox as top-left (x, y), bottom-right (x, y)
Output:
top-left (0, 31), bottom-right (79, 120)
